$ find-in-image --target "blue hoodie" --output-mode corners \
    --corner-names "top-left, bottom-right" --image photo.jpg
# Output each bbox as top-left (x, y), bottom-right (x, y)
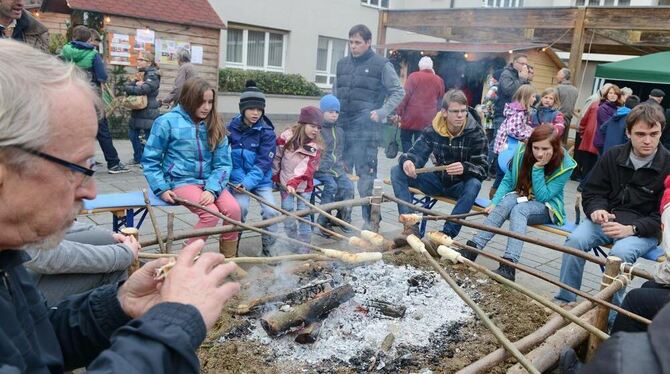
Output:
top-left (142, 105), bottom-right (232, 197)
top-left (600, 106), bottom-right (631, 154)
top-left (227, 114), bottom-right (277, 190)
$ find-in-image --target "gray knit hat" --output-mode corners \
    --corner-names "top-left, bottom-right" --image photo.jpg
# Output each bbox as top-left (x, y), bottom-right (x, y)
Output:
top-left (239, 80), bottom-right (266, 114)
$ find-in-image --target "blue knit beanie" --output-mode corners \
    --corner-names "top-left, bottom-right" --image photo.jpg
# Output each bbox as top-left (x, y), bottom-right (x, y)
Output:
top-left (319, 94), bottom-right (340, 113)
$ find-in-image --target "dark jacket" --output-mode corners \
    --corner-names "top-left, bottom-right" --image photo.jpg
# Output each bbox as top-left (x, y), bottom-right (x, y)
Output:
top-left (125, 66), bottom-right (161, 130)
top-left (335, 48), bottom-right (388, 120)
top-left (317, 120), bottom-right (346, 177)
top-left (599, 106), bottom-right (631, 153)
top-left (582, 143), bottom-right (670, 238)
top-left (399, 113), bottom-right (488, 184)
top-left (396, 69), bottom-right (445, 131)
top-left (59, 41), bottom-right (108, 84)
top-left (494, 64), bottom-right (527, 118)
top-left (0, 10), bottom-right (49, 52)
top-left (593, 100), bottom-right (619, 149)
top-left (227, 114), bottom-right (277, 190)
top-left (0, 249), bottom-right (205, 373)
top-left (556, 81), bottom-right (579, 124)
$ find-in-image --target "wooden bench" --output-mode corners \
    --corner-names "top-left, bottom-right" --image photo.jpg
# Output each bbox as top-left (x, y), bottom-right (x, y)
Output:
top-left (383, 179), bottom-right (665, 265)
top-left (80, 191), bottom-right (169, 232)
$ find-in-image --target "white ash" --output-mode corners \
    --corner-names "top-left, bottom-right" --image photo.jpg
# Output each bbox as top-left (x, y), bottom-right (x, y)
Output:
top-left (239, 261), bottom-right (472, 365)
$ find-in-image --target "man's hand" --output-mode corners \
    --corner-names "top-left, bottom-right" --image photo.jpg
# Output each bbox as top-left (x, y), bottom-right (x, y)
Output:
top-left (590, 209), bottom-right (615, 225)
top-left (601, 222), bottom-right (635, 239)
top-left (370, 111), bottom-right (381, 123)
top-left (160, 190), bottom-right (177, 204)
top-left (113, 233), bottom-right (126, 243)
top-left (199, 191), bottom-right (215, 205)
top-left (519, 65), bottom-right (529, 80)
top-left (117, 258), bottom-right (171, 319)
top-left (123, 235), bottom-right (141, 260)
top-left (484, 205), bottom-right (495, 214)
top-left (403, 160), bottom-right (417, 179)
top-left (445, 162), bottom-right (464, 176)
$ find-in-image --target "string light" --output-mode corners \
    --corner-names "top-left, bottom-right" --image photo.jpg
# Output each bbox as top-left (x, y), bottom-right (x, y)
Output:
top-left (542, 47), bottom-right (547, 52)
top-left (464, 53), bottom-right (469, 59)
top-left (508, 50), bottom-right (513, 54)
top-left (420, 51), bottom-right (424, 55)
top-left (105, 16), bottom-right (111, 23)
top-left (34, 11), bottom-right (40, 17)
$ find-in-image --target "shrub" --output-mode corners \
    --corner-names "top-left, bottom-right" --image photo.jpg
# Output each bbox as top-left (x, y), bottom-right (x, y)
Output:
top-left (219, 68), bottom-right (323, 97)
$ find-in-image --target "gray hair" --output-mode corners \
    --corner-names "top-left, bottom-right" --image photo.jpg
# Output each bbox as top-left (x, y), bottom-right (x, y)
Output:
top-left (177, 48), bottom-right (191, 63)
top-left (559, 68), bottom-right (571, 81)
top-left (0, 39), bottom-right (97, 168)
top-left (622, 87), bottom-right (633, 97)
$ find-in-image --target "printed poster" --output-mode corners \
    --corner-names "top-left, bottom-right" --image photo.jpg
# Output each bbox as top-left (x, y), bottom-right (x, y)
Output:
top-left (109, 33), bottom-right (131, 66)
top-left (155, 39), bottom-right (190, 65)
top-left (191, 45), bottom-right (203, 64)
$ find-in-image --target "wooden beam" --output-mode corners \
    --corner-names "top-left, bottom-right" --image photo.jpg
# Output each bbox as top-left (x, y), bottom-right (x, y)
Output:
top-left (586, 256), bottom-right (623, 360)
top-left (585, 7), bottom-right (670, 31)
top-left (568, 7), bottom-right (586, 88)
top-left (377, 9), bottom-right (388, 47)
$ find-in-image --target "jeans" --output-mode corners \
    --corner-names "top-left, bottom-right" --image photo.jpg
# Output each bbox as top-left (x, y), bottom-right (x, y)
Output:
top-left (232, 186), bottom-right (279, 255)
top-left (281, 191), bottom-right (312, 252)
top-left (97, 116), bottom-right (121, 168)
top-left (556, 219), bottom-right (659, 307)
top-left (173, 185), bottom-right (241, 242)
top-left (344, 136), bottom-right (378, 225)
top-left (400, 129), bottom-right (422, 153)
top-left (472, 193), bottom-right (551, 262)
top-left (313, 172), bottom-right (354, 225)
top-left (129, 127), bottom-right (149, 163)
top-left (390, 165), bottom-right (482, 238)
top-left (611, 281), bottom-right (670, 333)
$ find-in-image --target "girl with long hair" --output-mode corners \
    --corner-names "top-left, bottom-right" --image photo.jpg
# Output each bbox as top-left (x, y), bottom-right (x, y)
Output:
top-left (593, 84), bottom-right (623, 153)
top-left (142, 77), bottom-right (241, 257)
top-left (272, 106), bottom-right (323, 252)
top-left (467, 124), bottom-right (576, 280)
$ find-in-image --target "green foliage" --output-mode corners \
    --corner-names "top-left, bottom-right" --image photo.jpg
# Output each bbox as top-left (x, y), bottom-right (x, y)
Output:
top-left (107, 65), bottom-right (131, 138)
top-left (48, 33), bottom-right (67, 55)
top-left (219, 68), bottom-right (323, 97)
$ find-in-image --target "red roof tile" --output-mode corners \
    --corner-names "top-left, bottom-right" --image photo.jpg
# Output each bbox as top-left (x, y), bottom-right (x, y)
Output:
top-left (65, 0), bottom-right (225, 29)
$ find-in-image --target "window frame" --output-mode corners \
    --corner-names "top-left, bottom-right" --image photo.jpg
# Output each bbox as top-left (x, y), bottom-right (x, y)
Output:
top-left (225, 26), bottom-right (287, 73)
top-left (574, 0), bottom-right (629, 5)
top-left (361, 0), bottom-right (390, 9)
top-left (314, 36), bottom-right (349, 89)
top-left (482, 0), bottom-right (524, 7)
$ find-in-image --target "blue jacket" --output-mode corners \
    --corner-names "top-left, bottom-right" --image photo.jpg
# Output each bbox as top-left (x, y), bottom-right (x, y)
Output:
top-left (142, 105), bottom-right (232, 197)
top-left (227, 114), bottom-right (277, 190)
top-left (0, 250), bottom-right (205, 373)
top-left (600, 106), bottom-right (631, 154)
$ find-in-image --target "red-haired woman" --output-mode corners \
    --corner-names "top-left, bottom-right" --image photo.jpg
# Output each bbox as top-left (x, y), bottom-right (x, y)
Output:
top-left (465, 124), bottom-right (577, 280)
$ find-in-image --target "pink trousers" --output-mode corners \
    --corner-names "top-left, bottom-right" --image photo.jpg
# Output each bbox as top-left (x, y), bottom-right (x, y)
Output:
top-left (173, 184), bottom-right (241, 242)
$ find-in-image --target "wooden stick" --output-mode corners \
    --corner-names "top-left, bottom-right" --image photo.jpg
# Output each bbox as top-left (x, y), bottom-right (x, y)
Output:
top-left (286, 187), bottom-right (362, 233)
top-left (399, 212), bottom-right (485, 225)
top-left (383, 193), bottom-right (653, 280)
top-left (436, 245), bottom-right (610, 341)
top-left (451, 241), bottom-right (650, 325)
top-left (405, 236), bottom-right (540, 374)
top-left (142, 188), bottom-right (166, 253)
top-left (458, 281), bottom-right (623, 374)
top-left (415, 164), bottom-right (451, 174)
top-left (228, 183), bottom-right (349, 241)
top-left (166, 212), bottom-right (174, 253)
top-left (139, 251), bottom-right (334, 263)
top-left (586, 256), bottom-right (622, 360)
top-left (370, 179), bottom-right (383, 232)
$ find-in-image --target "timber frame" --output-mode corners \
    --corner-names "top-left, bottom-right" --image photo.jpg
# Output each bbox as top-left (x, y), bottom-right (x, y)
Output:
top-left (378, 6), bottom-right (670, 83)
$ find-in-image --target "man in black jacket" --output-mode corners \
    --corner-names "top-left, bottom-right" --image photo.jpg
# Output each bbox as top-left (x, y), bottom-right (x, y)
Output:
top-left (391, 89), bottom-right (487, 239)
top-left (0, 39), bottom-right (240, 373)
top-left (555, 103), bottom-right (670, 310)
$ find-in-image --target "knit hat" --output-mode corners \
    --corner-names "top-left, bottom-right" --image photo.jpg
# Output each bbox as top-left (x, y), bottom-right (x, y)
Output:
top-left (298, 106), bottom-right (323, 127)
top-left (418, 56), bottom-right (433, 71)
top-left (239, 80), bottom-right (266, 114)
top-left (319, 94), bottom-right (340, 113)
top-left (650, 88), bottom-right (666, 98)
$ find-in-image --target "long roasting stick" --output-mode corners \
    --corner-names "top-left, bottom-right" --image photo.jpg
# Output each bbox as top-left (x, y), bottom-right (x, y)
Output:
top-left (415, 164), bottom-right (451, 174)
top-left (139, 252), bottom-right (333, 264)
top-left (405, 235), bottom-right (540, 374)
top-left (143, 188), bottom-right (166, 253)
top-left (285, 186), bottom-right (362, 234)
top-left (398, 212), bottom-right (485, 225)
top-left (384, 193), bottom-right (653, 280)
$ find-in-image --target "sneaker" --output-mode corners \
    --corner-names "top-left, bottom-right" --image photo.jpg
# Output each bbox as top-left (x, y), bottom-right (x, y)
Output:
top-left (108, 163), bottom-right (131, 174)
top-left (339, 224), bottom-right (353, 234)
top-left (494, 261), bottom-right (516, 281)
top-left (127, 159), bottom-right (141, 166)
top-left (461, 240), bottom-right (480, 262)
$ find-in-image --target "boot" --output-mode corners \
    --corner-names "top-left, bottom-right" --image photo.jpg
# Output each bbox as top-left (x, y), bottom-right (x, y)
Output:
top-left (488, 187), bottom-right (497, 200)
top-left (494, 260), bottom-right (516, 281)
top-left (461, 240), bottom-right (480, 262)
top-left (219, 238), bottom-right (238, 258)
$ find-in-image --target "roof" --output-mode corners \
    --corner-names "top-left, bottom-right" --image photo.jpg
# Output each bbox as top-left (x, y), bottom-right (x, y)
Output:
top-left (595, 52), bottom-right (670, 84)
top-left (42, 0), bottom-right (225, 29)
top-left (376, 42), bottom-right (546, 54)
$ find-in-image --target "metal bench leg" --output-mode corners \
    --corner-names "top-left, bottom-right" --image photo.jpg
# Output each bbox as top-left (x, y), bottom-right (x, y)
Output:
top-left (592, 246), bottom-right (607, 272)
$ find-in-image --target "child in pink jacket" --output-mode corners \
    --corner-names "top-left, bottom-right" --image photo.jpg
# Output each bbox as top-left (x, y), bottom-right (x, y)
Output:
top-left (273, 106), bottom-right (323, 251)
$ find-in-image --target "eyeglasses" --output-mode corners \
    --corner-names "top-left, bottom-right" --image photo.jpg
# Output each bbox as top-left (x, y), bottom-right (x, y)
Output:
top-left (447, 109), bottom-right (469, 114)
top-left (12, 146), bottom-right (95, 185)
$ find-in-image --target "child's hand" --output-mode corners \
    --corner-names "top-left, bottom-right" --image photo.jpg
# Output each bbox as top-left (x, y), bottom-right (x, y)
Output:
top-left (286, 186), bottom-right (296, 195)
top-left (199, 191), bottom-right (215, 205)
top-left (161, 190), bottom-right (177, 204)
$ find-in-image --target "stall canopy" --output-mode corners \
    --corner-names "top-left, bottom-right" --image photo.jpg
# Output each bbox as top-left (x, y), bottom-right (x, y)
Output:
top-left (595, 52), bottom-right (670, 84)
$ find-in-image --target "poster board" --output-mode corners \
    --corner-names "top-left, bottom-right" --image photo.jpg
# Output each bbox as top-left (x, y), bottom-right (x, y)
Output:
top-left (155, 39), bottom-right (190, 66)
top-left (107, 30), bottom-right (155, 66)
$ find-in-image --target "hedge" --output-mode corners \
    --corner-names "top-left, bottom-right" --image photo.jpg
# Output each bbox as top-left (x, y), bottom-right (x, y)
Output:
top-left (219, 68), bottom-right (323, 97)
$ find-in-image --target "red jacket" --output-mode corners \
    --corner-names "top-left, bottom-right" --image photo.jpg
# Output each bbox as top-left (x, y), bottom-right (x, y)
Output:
top-left (578, 101), bottom-right (600, 155)
top-left (661, 175), bottom-right (670, 214)
top-left (396, 70), bottom-right (445, 131)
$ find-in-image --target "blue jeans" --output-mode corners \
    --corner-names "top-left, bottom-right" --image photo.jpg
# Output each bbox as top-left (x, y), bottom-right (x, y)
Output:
top-left (556, 219), bottom-right (658, 306)
top-left (390, 165), bottom-right (482, 238)
top-left (97, 116), bottom-right (121, 168)
top-left (281, 191), bottom-right (312, 250)
top-left (313, 172), bottom-right (354, 225)
top-left (472, 193), bottom-right (551, 262)
top-left (128, 127), bottom-right (149, 163)
top-left (343, 137), bottom-right (378, 225)
top-left (231, 186), bottom-right (279, 255)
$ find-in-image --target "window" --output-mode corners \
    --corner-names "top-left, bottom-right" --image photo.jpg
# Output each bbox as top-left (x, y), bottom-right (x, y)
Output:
top-left (315, 36), bottom-right (348, 87)
top-left (225, 27), bottom-right (286, 72)
top-left (482, 0), bottom-right (524, 7)
top-left (574, 0), bottom-right (629, 5)
top-left (361, 0), bottom-right (390, 9)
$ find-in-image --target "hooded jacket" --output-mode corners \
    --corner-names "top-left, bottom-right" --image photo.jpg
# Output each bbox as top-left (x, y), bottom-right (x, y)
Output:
top-left (1, 10), bottom-right (49, 52)
top-left (531, 105), bottom-right (565, 136)
top-left (593, 100), bottom-right (619, 149)
top-left (396, 69), bottom-right (445, 131)
top-left (492, 144), bottom-right (576, 225)
top-left (494, 101), bottom-right (532, 154)
top-left (583, 143), bottom-right (670, 238)
top-left (124, 66), bottom-right (161, 130)
top-left (317, 120), bottom-right (346, 177)
top-left (494, 64), bottom-right (528, 118)
top-left (142, 105), bottom-right (232, 197)
top-left (272, 127), bottom-right (322, 193)
top-left (599, 106), bottom-right (631, 153)
top-left (59, 41), bottom-right (108, 84)
top-left (399, 112), bottom-right (488, 184)
top-left (227, 114), bottom-right (277, 191)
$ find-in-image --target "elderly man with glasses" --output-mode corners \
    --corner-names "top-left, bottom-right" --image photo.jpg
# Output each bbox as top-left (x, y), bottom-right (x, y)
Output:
top-left (0, 40), bottom-right (240, 372)
top-left (391, 89), bottom-right (488, 239)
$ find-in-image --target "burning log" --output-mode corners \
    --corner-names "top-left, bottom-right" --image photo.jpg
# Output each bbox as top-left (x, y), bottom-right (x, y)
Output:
top-left (366, 299), bottom-right (406, 318)
top-left (260, 284), bottom-right (355, 337)
top-left (234, 278), bottom-right (333, 314)
top-left (295, 322), bottom-right (321, 344)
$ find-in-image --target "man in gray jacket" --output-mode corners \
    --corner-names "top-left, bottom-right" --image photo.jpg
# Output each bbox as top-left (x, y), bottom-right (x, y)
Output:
top-left (555, 68), bottom-right (579, 143)
top-left (161, 47), bottom-right (197, 107)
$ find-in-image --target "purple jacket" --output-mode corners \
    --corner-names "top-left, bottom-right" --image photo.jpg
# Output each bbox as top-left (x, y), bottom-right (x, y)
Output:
top-left (593, 101), bottom-right (618, 150)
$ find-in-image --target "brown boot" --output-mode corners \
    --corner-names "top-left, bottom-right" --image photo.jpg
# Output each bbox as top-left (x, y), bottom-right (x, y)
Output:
top-left (219, 238), bottom-right (238, 258)
top-left (488, 187), bottom-right (497, 200)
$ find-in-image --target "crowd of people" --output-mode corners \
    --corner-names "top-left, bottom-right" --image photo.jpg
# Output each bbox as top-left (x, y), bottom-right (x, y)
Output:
top-left (3, 1), bottom-right (670, 370)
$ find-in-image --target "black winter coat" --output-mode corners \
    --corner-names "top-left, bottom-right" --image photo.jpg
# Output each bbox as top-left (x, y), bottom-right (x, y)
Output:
top-left (317, 121), bottom-right (346, 177)
top-left (125, 66), bottom-right (161, 130)
top-left (494, 64), bottom-right (527, 118)
top-left (0, 249), bottom-right (205, 373)
top-left (582, 143), bottom-right (670, 238)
